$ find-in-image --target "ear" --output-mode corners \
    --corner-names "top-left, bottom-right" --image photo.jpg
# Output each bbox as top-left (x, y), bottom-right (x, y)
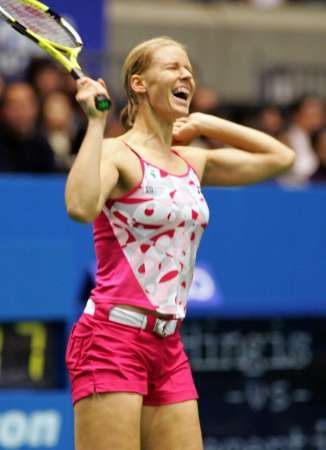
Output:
top-left (130, 74), bottom-right (147, 95)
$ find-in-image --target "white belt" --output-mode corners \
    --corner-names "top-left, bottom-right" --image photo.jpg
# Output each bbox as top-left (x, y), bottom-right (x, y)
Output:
top-left (84, 299), bottom-right (179, 338)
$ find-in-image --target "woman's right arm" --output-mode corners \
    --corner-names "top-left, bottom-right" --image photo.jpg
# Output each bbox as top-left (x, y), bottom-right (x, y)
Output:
top-left (65, 78), bottom-right (119, 223)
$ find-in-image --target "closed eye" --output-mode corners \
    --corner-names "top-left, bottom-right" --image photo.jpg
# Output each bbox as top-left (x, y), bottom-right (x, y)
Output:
top-left (166, 64), bottom-right (178, 71)
top-left (165, 64), bottom-right (193, 73)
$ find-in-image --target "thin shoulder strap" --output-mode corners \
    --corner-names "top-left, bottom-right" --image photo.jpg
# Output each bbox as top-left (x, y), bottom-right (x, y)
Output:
top-left (171, 148), bottom-right (193, 170)
top-left (120, 140), bottom-right (147, 175)
top-left (171, 148), bottom-right (201, 180)
top-left (122, 140), bottom-right (143, 160)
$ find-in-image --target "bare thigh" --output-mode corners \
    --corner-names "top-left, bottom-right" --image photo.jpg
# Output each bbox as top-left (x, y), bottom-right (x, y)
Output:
top-left (141, 400), bottom-right (203, 450)
top-left (74, 393), bottom-right (143, 450)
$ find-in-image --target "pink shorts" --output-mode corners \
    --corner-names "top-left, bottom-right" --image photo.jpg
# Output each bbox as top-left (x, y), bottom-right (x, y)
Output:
top-left (65, 307), bottom-right (198, 406)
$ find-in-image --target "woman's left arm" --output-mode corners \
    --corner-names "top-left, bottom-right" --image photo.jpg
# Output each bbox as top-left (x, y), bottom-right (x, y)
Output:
top-left (173, 113), bottom-right (295, 186)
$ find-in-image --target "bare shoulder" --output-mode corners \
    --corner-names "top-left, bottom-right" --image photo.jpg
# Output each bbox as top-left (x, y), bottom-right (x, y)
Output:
top-left (173, 145), bottom-right (207, 181)
top-left (101, 135), bottom-right (141, 180)
top-left (102, 137), bottom-right (127, 161)
top-left (101, 136), bottom-right (135, 169)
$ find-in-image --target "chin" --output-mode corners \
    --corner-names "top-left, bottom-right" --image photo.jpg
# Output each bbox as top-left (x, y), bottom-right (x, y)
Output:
top-left (177, 109), bottom-right (189, 117)
top-left (157, 103), bottom-right (189, 123)
top-left (172, 106), bottom-right (189, 119)
top-left (168, 97), bottom-right (190, 117)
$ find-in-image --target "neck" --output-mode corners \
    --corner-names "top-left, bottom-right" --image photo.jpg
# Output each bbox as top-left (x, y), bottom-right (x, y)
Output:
top-left (126, 104), bottom-right (174, 154)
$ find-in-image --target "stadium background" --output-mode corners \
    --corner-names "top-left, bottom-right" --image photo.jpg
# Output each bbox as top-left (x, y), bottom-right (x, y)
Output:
top-left (0, 0), bottom-right (326, 449)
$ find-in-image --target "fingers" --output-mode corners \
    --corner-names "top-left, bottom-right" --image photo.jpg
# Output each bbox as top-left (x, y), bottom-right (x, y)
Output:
top-left (173, 120), bottom-right (187, 136)
top-left (172, 114), bottom-right (198, 145)
top-left (174, 117), bottom-right (189, 126)
top-left (172, 125), bottom-right (182, 138)
top-left (76, 78), bottom-right (108, 100)
top-left (97, 78), bottom-right (107, 88)
top-left (75, 77), bottom-right (110, 118)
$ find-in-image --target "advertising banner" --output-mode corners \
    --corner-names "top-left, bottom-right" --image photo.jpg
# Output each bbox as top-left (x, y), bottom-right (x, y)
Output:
top-left (0, 392), bottom-right (73, 449)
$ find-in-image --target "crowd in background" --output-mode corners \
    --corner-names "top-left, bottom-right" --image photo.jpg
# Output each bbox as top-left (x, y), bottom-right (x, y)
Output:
top-left (0, 57), bottom-right (123, 174)
top-left (0, 56), bottom-right (326, 185)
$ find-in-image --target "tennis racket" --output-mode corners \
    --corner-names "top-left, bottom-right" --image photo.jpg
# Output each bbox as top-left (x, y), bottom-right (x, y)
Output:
top-left (0, 0), bottom-right (111, 111)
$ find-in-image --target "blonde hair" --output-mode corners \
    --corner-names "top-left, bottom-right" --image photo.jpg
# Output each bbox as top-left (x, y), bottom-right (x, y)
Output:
top-left (120, 37), bottom-right (187, 130)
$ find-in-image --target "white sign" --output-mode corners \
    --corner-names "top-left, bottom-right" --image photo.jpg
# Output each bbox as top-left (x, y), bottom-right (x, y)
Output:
top-left (0, 410), bottom-right (61, 448)
top-left (189, 266), bottom-right (216, 302)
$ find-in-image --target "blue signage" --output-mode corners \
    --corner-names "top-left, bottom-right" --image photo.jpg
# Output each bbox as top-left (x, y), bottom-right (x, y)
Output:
top-left (187, 262), bottom-right (224, 317)
top-left (1, 177), bottom-right (326, 320)
top-left (0, 392), bottom-right (73, 449)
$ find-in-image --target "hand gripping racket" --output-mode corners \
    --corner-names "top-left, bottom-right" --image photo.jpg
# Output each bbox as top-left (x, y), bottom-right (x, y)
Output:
top-left (0, 0), bottom-right (111, 111)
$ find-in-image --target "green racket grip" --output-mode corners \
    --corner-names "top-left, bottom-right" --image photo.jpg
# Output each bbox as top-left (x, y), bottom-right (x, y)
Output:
top-left (95, 94), bottom-right (111, 112)
top-left (71, 68), bottom-right (111, 112)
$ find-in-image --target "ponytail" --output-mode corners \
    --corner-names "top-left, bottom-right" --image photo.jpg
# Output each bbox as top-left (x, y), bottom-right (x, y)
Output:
top-left (120, 105), bottom-right (131, 131)
top-left (119, 100), bottom-right (138, 131)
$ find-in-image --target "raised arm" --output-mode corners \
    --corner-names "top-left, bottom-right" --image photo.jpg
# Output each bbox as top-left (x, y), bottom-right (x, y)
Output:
top-left (65, 78), bottom-right (118, 223)
top-left (173, 112), bottom-right (296, 186)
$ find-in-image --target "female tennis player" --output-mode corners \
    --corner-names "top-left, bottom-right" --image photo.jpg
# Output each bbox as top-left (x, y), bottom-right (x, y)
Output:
top-left (65, 37), bottom-right (295, 450)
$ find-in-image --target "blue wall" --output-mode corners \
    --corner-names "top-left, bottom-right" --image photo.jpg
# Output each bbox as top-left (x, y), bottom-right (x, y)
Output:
top-left (0, 175), bottom-right (93, 321)
top-left (48, 0), bottom-right (106, 49)
top-left (0, 176), bottom-right (325, 321)
top-left (0, 176), bottom-right (325, 449)
top-left (195, 186), bottom-right (326, 317)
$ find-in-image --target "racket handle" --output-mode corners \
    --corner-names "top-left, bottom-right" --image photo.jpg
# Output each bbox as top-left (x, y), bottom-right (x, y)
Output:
top-left (71, 69), bottom-right (111, 112)
top-left (95, 94), bottom-right (111, 112)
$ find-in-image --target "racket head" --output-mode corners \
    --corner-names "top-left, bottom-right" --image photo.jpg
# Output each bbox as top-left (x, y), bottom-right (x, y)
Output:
top-left (0, 0), bottom-right (111, 111)
top-left (0, 0), bottom-right (83, 73)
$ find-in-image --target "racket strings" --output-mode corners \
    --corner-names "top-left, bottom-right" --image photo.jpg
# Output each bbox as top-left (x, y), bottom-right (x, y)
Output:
top-left (0, 0), bottom-right (77, 47)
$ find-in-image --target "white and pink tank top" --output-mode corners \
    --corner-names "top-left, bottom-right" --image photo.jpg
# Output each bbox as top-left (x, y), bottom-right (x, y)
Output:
top-left (90, 145), bottom-right (209, 319)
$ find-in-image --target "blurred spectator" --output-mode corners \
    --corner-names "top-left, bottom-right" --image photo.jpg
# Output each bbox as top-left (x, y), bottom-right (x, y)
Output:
top-left (310, 127), bottom-right (326, 183)
top-left (60, 70), bottom-right (87, 133)
top-left (105, 98), bottom-right (126, 139)
top-left (190, 85), bottom-right (223, 148)
top-left (191, 86), bottom-right (219, 116)
top-left (25, 57), bottom-right (63, 102)
top-left (42, 91), bottom-right (76, 172)
top-left (254, 104), bottom-right (284, 138)
top-left (72, 102), bottom-right (124, 156)
top-left (0, 82), bottom-right (56, 173)
top-left (0, 76), bottom-right (5, 99)
top-left (278, 95), bottom-right (324, 185)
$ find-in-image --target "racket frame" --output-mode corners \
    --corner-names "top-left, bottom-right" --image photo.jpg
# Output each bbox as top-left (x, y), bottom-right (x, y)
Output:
top-left (0, 0), bottom-right (83, 74)
top-left (0, 0), bottom-right (111, 109)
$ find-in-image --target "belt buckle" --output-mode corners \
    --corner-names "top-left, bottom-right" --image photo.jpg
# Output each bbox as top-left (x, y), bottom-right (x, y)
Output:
top-left (153, 318), bottom-right (177, 337)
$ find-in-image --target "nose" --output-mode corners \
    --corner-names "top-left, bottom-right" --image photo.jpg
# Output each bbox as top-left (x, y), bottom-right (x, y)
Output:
top-left (179, 67), bottom-right (193, 80)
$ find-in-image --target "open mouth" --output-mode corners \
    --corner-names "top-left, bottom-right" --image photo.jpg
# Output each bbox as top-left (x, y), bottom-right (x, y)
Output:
top-left (172, 87), bottom-right (190, 103)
